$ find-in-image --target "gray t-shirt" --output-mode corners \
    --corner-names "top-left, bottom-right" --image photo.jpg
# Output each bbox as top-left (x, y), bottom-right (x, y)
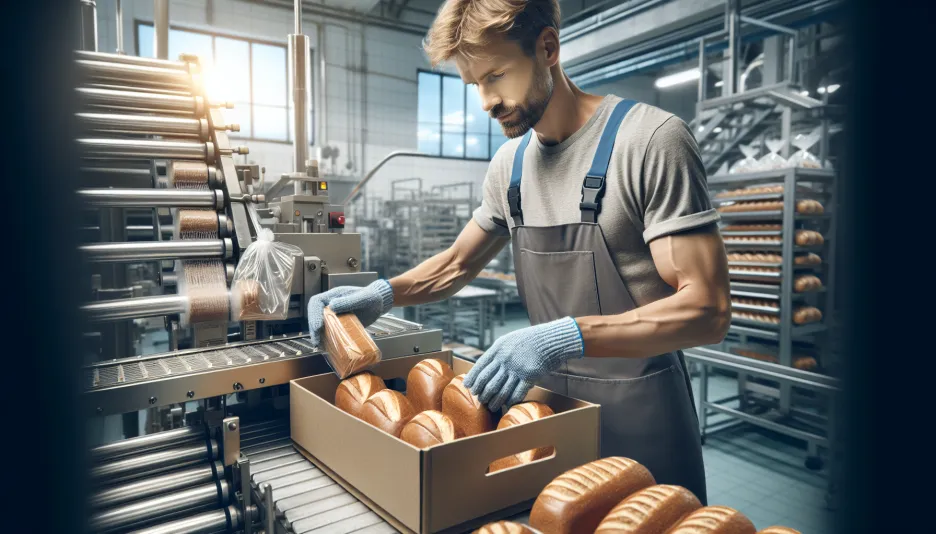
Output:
top-left (473, 95), bottom-right (719, 307)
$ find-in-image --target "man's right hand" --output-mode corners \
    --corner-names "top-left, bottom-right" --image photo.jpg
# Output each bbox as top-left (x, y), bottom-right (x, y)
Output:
top-left (307, 279), bottom-right (394, 347)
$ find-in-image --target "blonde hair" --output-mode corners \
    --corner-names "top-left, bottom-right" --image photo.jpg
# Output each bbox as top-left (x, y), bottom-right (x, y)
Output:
top-left (424, 0), bottom-right (561, 67)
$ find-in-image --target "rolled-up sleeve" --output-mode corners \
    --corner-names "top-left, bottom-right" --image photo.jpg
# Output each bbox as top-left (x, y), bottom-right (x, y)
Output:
top-left (641, 116), bottom-right (719, 243)
top-left (472, 145), bottom-right (512, 237)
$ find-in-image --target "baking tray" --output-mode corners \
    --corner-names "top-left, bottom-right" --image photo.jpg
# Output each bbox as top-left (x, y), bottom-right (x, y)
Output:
top-left (717, 210), bottom-right (783, 221)
top-left (729, 269), bottom-right (782, 283)
top-left (731, 302), bottom-right (781, 315)
top-left (720, 230), bottom-right (784, 237)
top-left (713, 192), bottom-right (784, 203)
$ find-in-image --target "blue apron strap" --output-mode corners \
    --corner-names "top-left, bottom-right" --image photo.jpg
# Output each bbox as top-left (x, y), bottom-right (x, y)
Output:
top-left (507, 130), bottom-right (533, 225)
top-left (581, 99), bottom-right (639, 223)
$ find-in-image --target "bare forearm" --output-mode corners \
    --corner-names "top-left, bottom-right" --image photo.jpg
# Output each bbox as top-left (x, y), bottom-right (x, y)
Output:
top-left (577, 286), bottom-right (730, 358)
top-left (390, 220), bottom-right (508, 307)
top-left (389, 248), bottom-right (475, 306)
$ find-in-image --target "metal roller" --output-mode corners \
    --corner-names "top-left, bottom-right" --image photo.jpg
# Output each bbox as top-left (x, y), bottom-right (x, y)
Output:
top-left (77, 113), bottom-right (211, 139)
top-left (127, 505), bottom-right (255, 534)
top-left (90, 461), bottom-right (222, 509)
top-left (88, 480), bottom-right (229, 533)
top-left (78, 189), bottom-right (223, 209)
top-left (90, 440), bottom-right (218, 484)
top-left (78, 138), bottom-right (212, 161)
top-left (77, 87), bottom-right (205, 116)
top-left (76, 50), bottom-right (189, 71)
top-left (76, 59), bottom-right (194, 91)
top-left (83, 295), bottom-right (186, 322)
top-left (90, 426), bottom-right (205, 463)
top-left (81, 239), bottom-right (232, 262)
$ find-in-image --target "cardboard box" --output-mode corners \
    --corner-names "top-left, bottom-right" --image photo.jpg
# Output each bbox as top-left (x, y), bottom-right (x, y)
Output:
top-left (290, 351), bottom-right (600, 534)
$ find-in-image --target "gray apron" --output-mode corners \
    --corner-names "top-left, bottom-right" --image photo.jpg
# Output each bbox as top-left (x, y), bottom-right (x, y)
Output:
top-left (504, 100), bottom-right (707, 503)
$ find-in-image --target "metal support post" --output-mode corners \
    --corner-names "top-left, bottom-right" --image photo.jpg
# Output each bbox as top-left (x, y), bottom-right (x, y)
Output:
top-left (697, 38), bottom-right (708, 103)
top-left (116, 0), bottom-right (124, 55)
top-left (80, 0), bottom-right (98, 52)
top-left (154, 0), bottom-right (169, 60)
top-left (778, 168), bottom-right (796, 413)
top-left (725, 0), bottom-right (741, 96)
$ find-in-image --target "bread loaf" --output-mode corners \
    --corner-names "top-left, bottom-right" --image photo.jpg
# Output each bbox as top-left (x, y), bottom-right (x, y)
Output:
top-left (794, 230), bottom-right (824, 246)
top-left (406, 358), bottom-right (455, 413)
top-left (666, 506), bottom-right (756, 534)
top-left (721, 224), bottom-right (782, 232)
top-left (400, 410), bottom-right (462, 448)
top-left (473, 521), bottom-right (541, 534)
top-left (360, 389), bottom-right (416, 438)
top-left (717, 200), bottom-right (784, 213)
top-left (335, 372), bottom-right (386, 419)
top-left (795, 199), bottom-right (824, 214)
top-left (442, 374), bottom-right (494, 437)
top-left (529, 457), bottom-right (655, 534)
top-left (489, 402), bottom-right (556, 473)
top-left (733, 349), bottom-right (818, 371)
top-left (595, 485), bottom-right (701, 533)
top-left (793, 306), bottom-right (822, 324)
top-left (794, 253), bottom-right (822, 265)
top-left (322, 307), bottom-right (381, 379)
top-left (756, 528), bottom-right (801, 534)
top-left (793, 274), bottom-right (822, 292)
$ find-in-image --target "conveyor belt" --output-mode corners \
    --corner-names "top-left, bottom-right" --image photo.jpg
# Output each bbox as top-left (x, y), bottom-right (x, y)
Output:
top-left (241, 422), bottom-right (399, 534)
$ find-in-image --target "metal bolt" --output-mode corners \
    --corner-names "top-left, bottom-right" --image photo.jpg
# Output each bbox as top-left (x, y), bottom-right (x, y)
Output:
top-left (149, 396), bottom-right (157, 405)
top-left (317, 211), bottom-right (323, 217)
top-left (259, 378), bottom-right (266, 384)
top-left (96, 407), bottom-right (103, 414)
top-left (414, 346), bottom-right (420, 352)
top-left (233, 382), bottom-right (243, 391)
top-left (187, 391), bottom-right (195, 398)
top-left (227, 421), bottom-right (238, 431)
top-left (307, 262), bottom-right (317, 271)
top-left (347, 257), bottom-right (359, 269)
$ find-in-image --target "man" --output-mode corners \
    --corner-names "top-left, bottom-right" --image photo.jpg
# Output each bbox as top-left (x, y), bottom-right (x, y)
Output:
top-left (307, 0), bottom-right (729, 503)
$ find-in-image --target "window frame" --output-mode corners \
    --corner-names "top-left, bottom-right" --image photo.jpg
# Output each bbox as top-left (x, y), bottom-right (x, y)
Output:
top-left (417, 68), bottom-right (502, 161)
top-left (134, 20), bottom-right (313, 145)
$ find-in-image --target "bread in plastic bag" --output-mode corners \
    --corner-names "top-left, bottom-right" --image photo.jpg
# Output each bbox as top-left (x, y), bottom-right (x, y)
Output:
top-left (729, 143), bottom-right (760, 174)
top-left (230, 229), bottom-right (303, 321)
top-left (322, 306), bottom-right (382, 379)
top-left (789, 130), bottom-right (824, 169)
top-left (757, 138), bottom-right (788, 170)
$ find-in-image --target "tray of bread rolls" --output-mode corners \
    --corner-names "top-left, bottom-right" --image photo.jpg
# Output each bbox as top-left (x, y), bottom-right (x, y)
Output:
top-left (720, 223), bottom-right (783, 237)
top-left (731, 347), bottom-right (819, 371)
top-left (716, 199), bottom-right (824, 215)
top-left (731, 298), bottom-right (780, 315)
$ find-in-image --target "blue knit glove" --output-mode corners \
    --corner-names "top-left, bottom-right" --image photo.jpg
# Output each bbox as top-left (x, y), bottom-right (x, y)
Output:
top-left (463, 317), bottom-right (584, 411)
top-left (307, 279), bottom-right (394, 347)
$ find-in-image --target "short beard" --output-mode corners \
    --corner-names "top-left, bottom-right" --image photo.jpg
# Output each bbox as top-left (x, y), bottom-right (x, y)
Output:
top-left (492, 63), bottom-right (554, 138)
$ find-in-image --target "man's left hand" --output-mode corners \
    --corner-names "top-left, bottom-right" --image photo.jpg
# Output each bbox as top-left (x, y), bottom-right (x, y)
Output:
top-left (463, 317), bottom-right (584, 411)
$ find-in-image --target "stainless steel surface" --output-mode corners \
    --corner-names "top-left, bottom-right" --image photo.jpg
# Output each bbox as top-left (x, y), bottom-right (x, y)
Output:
top-left (77, 112), bottom-right (207, 138)
top-left (288, 34), bottom-right (311, 179)
top-left (90, 425), bottom-right (205, 463)
top-left (80, 0), bottom-right (98, 52)
top-left (81, 239), bottom-right (230, 262)
top-left (251, 454), bottom-right (305, 474)
top-left (222, 416), bottom-right (240, 467)
top-left (77, 59), bottom-right (191, 91)
top-left (323, 272), bottom-right (378, 290)
top-left (154, 0), bottom-right (169, 60)
top-left (73, 53), bottom-right (186, 72)
top-left (90, 441), bottom-right (218, 484)
top-left (83, 295), bottom-right (188, 322)
top-left (259, 466), bottom-right (326, 493)
top-left (127, 505), bottom-right (243, 534)
top-left (79, 188), bottom-right (221, 208)
top-left (342, 151), bottom-right (439, 205)
top-left (77, 87), bottom-right (202, 116)
top-left (78, 138), bottom-right (209, 160)
top-left (283, 493), bottom-right (357, 530)
top-left (291, 503), bottom-right (373, 534)
top-left (89, 480), bottom-right (228, 532)
top-left (84, 323), bottom-right (440, 416)
top-left (252, 463), bottom-right (315, 485)
top-left (242, 438), bottom-right (294, 456)
top-left (274, 482), bottom-right (345, 518)
top-left (90, 461), bottom-right (222, 509)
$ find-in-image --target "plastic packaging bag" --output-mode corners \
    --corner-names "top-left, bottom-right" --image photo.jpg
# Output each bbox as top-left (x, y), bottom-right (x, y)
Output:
top-left (758, 138), bottom-right (788, 170)
top-left (230, 229), bottom-right (303, 321)
top-left (788, 130), bottom-right (824, 169)
top-left (729, 144), bottom-right (760, 174)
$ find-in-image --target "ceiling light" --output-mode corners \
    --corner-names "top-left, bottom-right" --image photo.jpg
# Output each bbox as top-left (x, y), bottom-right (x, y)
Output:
top-left (697, 125), bottom-right (705, 132)
top-left (827, 83), bottom-right (840, 93)
top-left (655, 68), bottom-right (700, 89)
top-left (799, 90), bottom-right (809, 96)
top-left (713, 127), bottom-right (723, 133)
top-left (714, 80), bottom-right (724, 87)
top-left (817, 86), bottom-right (827, 94)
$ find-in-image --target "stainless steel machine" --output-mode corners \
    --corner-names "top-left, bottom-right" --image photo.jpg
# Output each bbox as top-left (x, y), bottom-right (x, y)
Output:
top-left (78, 2), bottom-right (441, 532)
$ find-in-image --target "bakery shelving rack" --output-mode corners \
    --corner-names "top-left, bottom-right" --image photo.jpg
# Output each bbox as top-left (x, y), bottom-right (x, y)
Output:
top-left (685, 166), bottom-right (841, 508)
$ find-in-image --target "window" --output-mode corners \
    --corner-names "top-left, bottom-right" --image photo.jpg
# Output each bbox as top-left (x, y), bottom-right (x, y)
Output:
top-left (417, 71), bottom-right (508, 160)
top-left (136, 23), bottom-right (312, 144)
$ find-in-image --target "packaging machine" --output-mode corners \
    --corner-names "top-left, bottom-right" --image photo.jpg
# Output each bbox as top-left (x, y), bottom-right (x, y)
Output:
top-left (78, 2), bottom-right (440, 532)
